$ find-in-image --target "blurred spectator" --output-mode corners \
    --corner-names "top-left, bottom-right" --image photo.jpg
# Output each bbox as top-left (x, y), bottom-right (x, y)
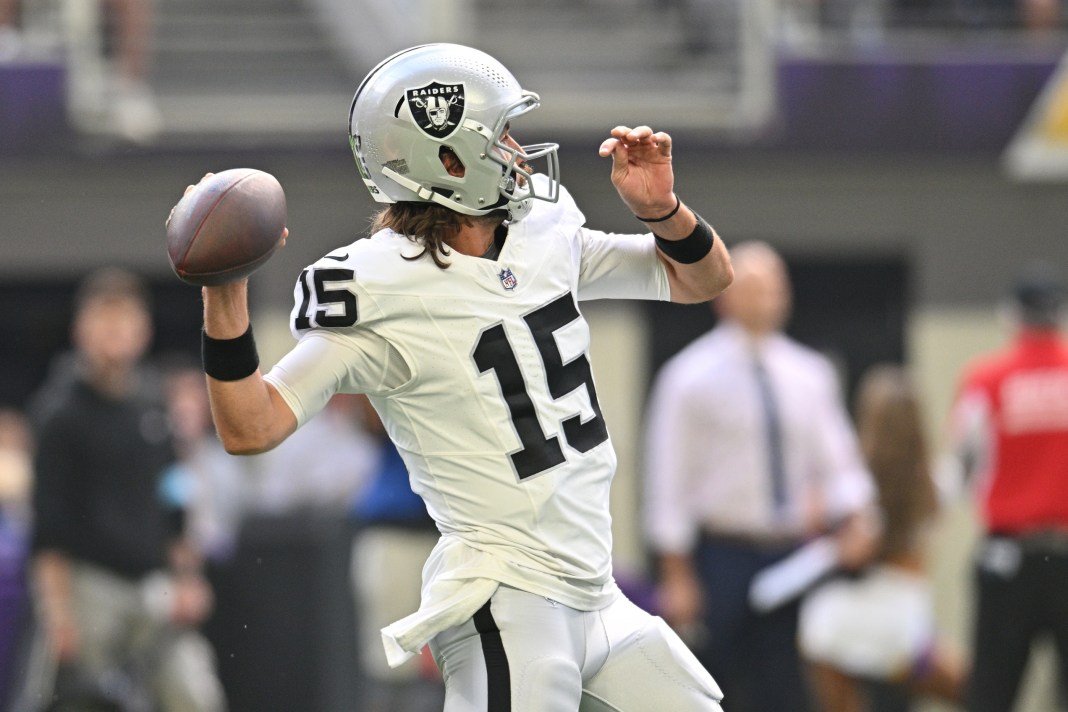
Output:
top-left (161, 357), bottom-right (378, 562)
top-left (642, 240), bottom-right (879, 712)
top-left (0, 407), bottom-right (33, 708)
top-left (98, 0), bottom-right (162, 144)
top-left (348, 395), bottom-right (444, 712)
top-left (241, 393), bottom-right (377, 517)
top-left (160, 360), bottom-right (378, 712)
top-left (0, 407), bottom-right (32, 539)
top-left (944, 262), bottom-right (1068, 712)
top-left (798, 363), bottom-right (968, 711)
top-left (17, 268), bottom-right (225, 712)
top-left (161, 357), bottom-right (246, 564)
top-left (0, 0), bottom-right (161, 143)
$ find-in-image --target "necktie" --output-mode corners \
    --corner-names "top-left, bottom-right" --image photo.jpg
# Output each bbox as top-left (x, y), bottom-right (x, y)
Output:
top-left (753, 354), bottom-right (788, 511)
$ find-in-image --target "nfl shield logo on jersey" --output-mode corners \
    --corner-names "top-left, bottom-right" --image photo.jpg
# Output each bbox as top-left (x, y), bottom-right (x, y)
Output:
top-left (499, 268), bottom-right (518, 291)
top-left (406, 82), bottom-right (466, 139)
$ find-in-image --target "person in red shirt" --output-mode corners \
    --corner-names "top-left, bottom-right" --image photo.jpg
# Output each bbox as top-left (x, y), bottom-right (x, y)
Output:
top-left (946, 262), bottom-right (1068, 712)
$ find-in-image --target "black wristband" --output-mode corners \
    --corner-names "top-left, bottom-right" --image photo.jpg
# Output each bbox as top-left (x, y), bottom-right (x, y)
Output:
top-left (634, 194), bottom-right (681, 223)
top-left (202, 325), bottom-right (260, 381)
top-left (654, 215), bottom-right (715, 264)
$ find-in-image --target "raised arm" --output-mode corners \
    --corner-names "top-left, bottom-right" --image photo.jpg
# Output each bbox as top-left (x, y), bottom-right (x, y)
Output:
top-left (599, 125), bottom-right (733, 303)
top-left (201, 279), bottom-right (297, 455)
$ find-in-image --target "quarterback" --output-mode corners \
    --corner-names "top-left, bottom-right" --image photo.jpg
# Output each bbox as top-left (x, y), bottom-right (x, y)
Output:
top-left (190, 44), bottom-right (733, 711)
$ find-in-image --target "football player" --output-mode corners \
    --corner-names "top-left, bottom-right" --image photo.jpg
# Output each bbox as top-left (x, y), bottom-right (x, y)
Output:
top-left (187, 43), bottom-right (733, 711)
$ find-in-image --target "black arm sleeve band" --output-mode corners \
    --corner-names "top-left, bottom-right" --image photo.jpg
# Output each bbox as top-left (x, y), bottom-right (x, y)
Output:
top-left (202, 325), bottom-right (260, 381)
top-left (654, 215), bottom-right (715, 265)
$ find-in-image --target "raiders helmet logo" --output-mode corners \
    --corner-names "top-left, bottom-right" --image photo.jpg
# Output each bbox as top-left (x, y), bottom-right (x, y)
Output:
top-left (406, 82), bottom-right (466, 139)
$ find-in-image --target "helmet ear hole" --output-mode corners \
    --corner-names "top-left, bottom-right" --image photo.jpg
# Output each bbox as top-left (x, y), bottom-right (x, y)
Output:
top-left (439, 147), bottom-right (466, 177)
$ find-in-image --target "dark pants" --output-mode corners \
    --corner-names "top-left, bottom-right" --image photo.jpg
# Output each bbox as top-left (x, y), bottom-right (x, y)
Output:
top-left (967, 533), bottom-right (1068, 712)
top-left (694, 534), bottom-right (813, 712)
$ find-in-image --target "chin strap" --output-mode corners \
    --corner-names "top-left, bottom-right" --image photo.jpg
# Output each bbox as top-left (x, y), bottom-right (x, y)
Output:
top-left (381, 165), bottom-right (490, 217)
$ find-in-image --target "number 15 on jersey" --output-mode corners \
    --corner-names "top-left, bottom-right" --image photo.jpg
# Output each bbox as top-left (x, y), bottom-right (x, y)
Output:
top-left (473, 292), bottom-right (608, 480)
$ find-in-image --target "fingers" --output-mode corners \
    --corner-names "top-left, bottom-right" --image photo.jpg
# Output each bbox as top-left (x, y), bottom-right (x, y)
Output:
top-left (184, 172), bottom-right (214, 196)
top-left (597, 137), bottom-right (620, 158)
top-left (598, 126), bottom-right (672, 158)
top-left (167, 173), bottom-right (216, 227)
top-left (652, 131), bottom-right (672, 158)
top-left (598, 127), bottom-right (631, 157)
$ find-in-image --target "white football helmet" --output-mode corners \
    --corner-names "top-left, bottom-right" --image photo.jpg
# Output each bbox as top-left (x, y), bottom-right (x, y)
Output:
top-left (348, 44), bottom-right (560, 222)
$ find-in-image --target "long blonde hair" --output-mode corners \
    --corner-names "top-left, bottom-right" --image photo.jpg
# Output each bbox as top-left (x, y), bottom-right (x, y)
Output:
top-left (371, 202), bottom-right (502, 269)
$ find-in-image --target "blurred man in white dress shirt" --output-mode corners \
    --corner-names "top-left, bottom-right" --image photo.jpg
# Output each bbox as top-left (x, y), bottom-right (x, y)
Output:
top-left (643, 240), bottom-right (880, 712)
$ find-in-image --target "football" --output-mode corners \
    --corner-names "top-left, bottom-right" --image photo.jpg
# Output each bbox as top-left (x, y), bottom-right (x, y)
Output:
top-left (166, 168), bottom-right (287, 286)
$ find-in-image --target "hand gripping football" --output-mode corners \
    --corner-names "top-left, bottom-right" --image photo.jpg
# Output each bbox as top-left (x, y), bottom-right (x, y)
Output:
top-left (166, 168), bottom-right (287, 286)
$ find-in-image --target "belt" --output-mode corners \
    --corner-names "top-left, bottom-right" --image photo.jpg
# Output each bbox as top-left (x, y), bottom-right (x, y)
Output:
top-left (700, 528), bottom-right (804, 552)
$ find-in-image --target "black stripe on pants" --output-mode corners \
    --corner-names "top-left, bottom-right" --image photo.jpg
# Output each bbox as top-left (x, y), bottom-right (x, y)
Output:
top-left (473, 600), bottom-right (511, 711)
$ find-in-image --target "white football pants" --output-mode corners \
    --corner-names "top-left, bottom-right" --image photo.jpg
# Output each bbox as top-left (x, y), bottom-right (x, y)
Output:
top-left (429, 584), bottom-right (724, 712)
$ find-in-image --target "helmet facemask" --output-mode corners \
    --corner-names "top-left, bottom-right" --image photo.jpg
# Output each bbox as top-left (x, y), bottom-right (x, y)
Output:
top-left (478, 93), bottom-right (560, 214)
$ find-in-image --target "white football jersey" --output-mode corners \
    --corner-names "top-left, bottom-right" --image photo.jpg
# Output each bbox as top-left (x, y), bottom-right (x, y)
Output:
top-left (266, 182), bottom-right (669, 636)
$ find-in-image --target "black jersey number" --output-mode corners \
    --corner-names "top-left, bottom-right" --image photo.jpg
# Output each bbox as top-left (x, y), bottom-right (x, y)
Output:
top-left (293, 268), bottom-right (358, 330)
top-left (473, 293), bottom-right (609, 480)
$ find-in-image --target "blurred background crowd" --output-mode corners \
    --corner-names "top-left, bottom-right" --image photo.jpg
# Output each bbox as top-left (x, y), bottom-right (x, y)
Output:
top-left (2, 0), bottom-right (1068, 711)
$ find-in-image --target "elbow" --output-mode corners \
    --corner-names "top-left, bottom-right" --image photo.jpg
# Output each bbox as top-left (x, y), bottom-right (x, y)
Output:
top-left (217, 428), bottom-right (283, 456)
top-left (697, 259), bottom-right (734, 302)
top-left (221, 441), bottom-right (271, 457)
top-left (710, 262), bottom-right (734, 298)
top-left (675, 262), bottom-right (734, 304)
top-left (210, 391), bottom-right (296, 456)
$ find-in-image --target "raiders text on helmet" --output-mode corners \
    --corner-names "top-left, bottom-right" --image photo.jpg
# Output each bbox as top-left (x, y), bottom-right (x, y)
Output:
top-left (347, 44), bottom-right (561, 222)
